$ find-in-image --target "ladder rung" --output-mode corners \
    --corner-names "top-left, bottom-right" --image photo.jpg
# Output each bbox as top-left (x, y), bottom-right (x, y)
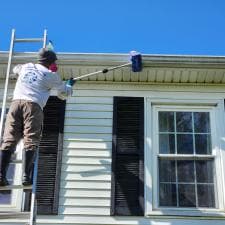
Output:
top-left (0, 185), bottom-right (32, 190)
top-left (0, 212), bottom-right (29, 219)
top-left (14, 38), bottom-right (44, 43)
top-left (11, 54), bottom-right (38, 59)
top-left (10, 159), bottom-right (23, 164)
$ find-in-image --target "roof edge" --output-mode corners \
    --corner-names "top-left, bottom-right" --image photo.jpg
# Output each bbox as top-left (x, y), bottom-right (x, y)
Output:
top-left (0, 51), bottom-right (225, 68)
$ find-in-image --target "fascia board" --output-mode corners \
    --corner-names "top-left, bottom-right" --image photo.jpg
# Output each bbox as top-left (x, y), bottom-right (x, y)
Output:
top-left (1, 51), bottom-right (225, 68)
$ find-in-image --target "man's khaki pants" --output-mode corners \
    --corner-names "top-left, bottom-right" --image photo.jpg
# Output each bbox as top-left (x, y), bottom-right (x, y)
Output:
top-left (0, 100), bottom-right (43, 151)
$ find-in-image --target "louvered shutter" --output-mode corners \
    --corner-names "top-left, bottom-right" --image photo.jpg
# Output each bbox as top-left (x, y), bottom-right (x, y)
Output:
top-left (37, 96), bottom-right (66, 215)
top-left (111, 97), bottom-right (144, 216)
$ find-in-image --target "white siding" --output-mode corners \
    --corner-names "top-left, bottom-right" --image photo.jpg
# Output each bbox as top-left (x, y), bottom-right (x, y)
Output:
top-left (0, 81), bottom-right (16, 108)
top-left (60, 92), bottom-right (113, 217)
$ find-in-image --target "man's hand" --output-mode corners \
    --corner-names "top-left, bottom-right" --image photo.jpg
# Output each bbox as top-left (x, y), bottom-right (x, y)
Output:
top-left (66, 85), bottom-right (73, 96)
top-left (66, 78), bottom-right (76, 86)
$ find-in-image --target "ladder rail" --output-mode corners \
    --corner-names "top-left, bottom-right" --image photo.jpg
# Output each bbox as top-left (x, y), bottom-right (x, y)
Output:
top-left (29, 29), bottom-right (47, 225)
top-left (29, 149), bottom-right (39, 225)
top-left (43, 29), bottom-right (47, 48)
top-left (0, 29), bottom-right (15, 141)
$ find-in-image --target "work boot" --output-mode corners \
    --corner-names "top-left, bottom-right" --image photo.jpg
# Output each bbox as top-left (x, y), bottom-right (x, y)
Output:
top-left (22, 150), bottom-right (36, 186)
top-left (0, 150), bottom-right (12, 186)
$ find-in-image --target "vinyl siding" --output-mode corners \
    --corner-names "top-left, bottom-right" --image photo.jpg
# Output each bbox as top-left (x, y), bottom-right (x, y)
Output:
top-left (60, 92), bottom-right (113, 216)
top-left (0, 82), bottom-right (15, 107)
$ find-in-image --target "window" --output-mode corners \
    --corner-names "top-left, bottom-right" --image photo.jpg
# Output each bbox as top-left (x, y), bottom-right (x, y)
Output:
top-left (148, 102), bottom-right (224, 215)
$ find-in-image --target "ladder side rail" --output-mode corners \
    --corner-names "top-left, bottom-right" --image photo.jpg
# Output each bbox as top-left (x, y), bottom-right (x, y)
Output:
top-left (43, 29), bottom-right (47, 48)
top-left (29, 149), bottom-right (39, 225)
top-left (29, 29), bottom-right (47, 225)
top-left (0, 29), bottom-right (15, 140)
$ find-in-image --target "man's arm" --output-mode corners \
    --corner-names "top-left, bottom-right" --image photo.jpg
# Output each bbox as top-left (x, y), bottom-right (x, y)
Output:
top-left (47, 72), bottom-right (74, 99)
top-left (12, 64), bottom-right (22, 75)
top-left (10, 64), bottom-right (23, 79)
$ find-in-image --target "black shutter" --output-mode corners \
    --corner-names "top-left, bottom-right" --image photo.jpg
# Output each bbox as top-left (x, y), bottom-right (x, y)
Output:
top-left (111, 97), bottom-right (144, 216)
top-left (37, 96), bottom-right (66, 215)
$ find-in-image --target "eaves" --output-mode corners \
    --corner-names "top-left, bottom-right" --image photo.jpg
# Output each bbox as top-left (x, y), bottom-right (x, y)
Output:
top-left (1, 51), bottom-right (225, 84)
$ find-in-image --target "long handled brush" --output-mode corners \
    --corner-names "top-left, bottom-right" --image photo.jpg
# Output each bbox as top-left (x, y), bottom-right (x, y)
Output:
top-left (72, 51), bottom-right (142, 81)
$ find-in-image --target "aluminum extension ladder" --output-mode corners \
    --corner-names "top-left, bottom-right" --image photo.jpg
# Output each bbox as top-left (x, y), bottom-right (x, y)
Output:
top-left (0, 29), bottom-right (47, 225)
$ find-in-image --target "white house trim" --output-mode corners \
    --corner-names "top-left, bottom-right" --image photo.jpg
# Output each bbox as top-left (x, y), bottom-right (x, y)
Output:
top-left (145, 99), bottom-right (225, 217)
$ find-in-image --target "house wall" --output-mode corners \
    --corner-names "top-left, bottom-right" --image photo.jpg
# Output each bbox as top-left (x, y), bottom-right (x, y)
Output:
top-left (2, 81), bottom-right (225, 224)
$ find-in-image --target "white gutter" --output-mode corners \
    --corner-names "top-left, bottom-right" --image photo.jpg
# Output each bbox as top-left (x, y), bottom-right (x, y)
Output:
top-left (0, 51), bottom-right (225, 68)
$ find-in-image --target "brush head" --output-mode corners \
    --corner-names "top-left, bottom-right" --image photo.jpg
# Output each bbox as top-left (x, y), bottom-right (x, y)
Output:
top-left (130, 51), bottom-right (142, 72)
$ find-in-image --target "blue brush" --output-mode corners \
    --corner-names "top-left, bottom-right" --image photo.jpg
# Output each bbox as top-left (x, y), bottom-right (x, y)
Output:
top-left (72, 51), bottom-right (143, 81)
top-left (130, 51), bottom-right (142, 72)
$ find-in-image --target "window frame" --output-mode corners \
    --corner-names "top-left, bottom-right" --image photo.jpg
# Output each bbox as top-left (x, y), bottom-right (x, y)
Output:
top-left (145, 98), bottom-right (225, 217)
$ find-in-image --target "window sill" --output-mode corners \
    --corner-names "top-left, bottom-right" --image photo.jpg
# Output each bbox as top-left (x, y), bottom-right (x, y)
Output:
top-left (146, 209), bottom-right (225, 219)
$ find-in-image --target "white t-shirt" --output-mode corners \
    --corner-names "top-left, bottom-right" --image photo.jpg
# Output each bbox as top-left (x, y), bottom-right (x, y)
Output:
top-left (12, 63), bottom-right (71, 109)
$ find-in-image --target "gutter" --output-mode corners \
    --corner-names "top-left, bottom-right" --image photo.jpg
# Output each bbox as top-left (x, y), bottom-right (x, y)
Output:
top-left (0, 51), bottom-right (225, 69)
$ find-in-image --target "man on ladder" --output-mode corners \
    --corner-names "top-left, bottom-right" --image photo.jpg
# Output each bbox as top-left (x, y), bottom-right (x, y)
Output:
top-left (0, 47), bottom-right (76, 186)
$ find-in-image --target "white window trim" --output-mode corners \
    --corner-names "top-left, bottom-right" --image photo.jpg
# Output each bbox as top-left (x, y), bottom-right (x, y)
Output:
top-left (145, 98), bottom-right (225, 217)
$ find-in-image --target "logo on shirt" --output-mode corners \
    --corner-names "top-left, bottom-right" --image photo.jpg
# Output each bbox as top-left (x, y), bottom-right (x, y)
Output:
top-left (21, 71), bottom-right (38, 84)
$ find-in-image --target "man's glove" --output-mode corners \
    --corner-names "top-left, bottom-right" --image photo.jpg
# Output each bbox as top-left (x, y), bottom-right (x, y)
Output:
top-left (66, 78), bottom-right (76, 86)
top-left (66, 85), bottom-right (73, 96)
top-left (64, 78), bottom-right (76, 97)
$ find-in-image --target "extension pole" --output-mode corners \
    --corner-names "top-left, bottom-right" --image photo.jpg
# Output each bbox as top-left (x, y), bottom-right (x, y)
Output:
top-left (73, 62), bottom-right (131, 81)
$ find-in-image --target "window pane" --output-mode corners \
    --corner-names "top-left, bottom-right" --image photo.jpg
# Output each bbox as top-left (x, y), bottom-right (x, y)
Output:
top-left (177, 160), bottom-right (195, 182)
top-left (196, 160), bottom-right (213, 183)
top-left (197, 184), bottom-right (215, 207)
top-left (159, 112), bottom-right (174, 132)
top-left (178, 184), bottom-right (196, 207)
top-left (177, 134), bottom-right (193, 154)
top-left (194, 112), bottom-right (210, 133)
top-left (159, 159), bottom-right (176, 182)
top-left (159, 183), bottom-right (177, 207)
top-left (159, 134), bottom-right (175, 154)
top-left (176, 112), bottom-right (192, 132)
top-left (195, 134), bottom-right (211, 155)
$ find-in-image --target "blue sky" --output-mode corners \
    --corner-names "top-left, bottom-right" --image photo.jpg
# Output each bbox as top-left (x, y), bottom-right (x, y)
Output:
top-left (1, 0), bottom-right (225, 55)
